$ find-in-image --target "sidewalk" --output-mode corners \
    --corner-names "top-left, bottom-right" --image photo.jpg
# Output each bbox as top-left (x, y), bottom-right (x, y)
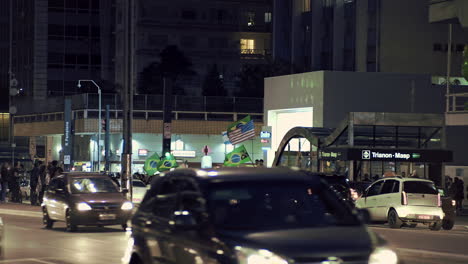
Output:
top-left (0, 202), bottom-right (42, 218)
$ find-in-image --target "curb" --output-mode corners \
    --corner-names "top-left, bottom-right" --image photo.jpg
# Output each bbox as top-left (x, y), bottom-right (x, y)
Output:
top-left (0, 208), bottom-right (42, 218)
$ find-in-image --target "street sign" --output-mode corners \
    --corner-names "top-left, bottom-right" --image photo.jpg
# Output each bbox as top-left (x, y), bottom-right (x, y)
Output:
top-left (64, 155), bottom-right (71, 165)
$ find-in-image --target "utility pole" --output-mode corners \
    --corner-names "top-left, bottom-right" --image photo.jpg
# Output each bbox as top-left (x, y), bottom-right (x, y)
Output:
top-left (8, 0), bottom-right (16, 166)
top-left (105, 104), bottom-right (110, 172)
top-left (121, 0), bottom-right (134, 201)
top-left (162, 77), bottom-right (173, 155)
top-left (446, 24), bottom-right (453, 113)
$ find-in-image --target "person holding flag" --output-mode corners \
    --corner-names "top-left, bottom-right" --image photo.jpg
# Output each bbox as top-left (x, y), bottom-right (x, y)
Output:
top-left (226, 115), bottom-right (255, 145)
top-left (157, 152), bottom-right (179, 172)
top-left (143, 152), bottom-right (161, 176)
top-left (223, 145), bottom-right (253, 167)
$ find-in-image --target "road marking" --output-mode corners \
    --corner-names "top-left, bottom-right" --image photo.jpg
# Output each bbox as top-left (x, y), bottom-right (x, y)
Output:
top-left (0, 209), bottom-right (42, 218)
top-left (397, 248), bottom-right (468, 260)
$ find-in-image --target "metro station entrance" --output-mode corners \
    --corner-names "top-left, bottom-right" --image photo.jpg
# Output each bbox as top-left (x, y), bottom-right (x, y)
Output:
top-left (273, 112), bottom-right (453, 186)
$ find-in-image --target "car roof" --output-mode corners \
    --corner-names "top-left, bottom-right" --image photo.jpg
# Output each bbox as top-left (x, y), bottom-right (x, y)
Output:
top-left (378, 177), bottom-right (434, 183)
top-left (161, 167), bottom-right (319, 184)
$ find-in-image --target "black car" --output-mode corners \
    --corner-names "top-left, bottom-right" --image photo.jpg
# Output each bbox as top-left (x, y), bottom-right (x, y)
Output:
top-left (42, 172), bottom-right (133, 232)
top-left (124, 167), bottom-right (399, 264)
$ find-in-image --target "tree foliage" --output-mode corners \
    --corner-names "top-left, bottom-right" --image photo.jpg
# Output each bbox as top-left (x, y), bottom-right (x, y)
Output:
top-left (236, 58), bottom-right (293, 98)
top-left (138, 45), bottom-right (195, 95)
top-left (202, 64), bottom-right (227, 96)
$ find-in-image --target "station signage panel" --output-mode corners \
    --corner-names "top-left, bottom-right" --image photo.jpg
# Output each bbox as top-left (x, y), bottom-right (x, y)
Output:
top-left (318, 148), bottom-right (452, 162)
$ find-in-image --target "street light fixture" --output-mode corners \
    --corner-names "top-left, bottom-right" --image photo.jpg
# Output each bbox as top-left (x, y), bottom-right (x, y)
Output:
top-left (77, 80), bottom-right (102, 172)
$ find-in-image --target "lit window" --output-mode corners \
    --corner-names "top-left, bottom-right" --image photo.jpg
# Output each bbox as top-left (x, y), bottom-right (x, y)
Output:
top-left (264, 12), bottom-right (272, 23)
top-left (240, 39), bottom-right (255, 54)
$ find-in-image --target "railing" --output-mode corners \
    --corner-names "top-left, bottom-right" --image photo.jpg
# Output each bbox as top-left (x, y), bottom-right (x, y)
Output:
top-left (14, 93), bottom-right (264, 115)
top-left (446, 92), bottom-right (468, 113)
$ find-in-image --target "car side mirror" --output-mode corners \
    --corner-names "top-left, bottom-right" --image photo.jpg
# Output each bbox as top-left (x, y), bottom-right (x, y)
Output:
top-left (357, 209), bottom-right (371, 224)
top-left (170, 211), bottom-right (198, 230)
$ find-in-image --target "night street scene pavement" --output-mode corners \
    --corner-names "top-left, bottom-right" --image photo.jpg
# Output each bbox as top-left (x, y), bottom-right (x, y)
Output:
top-left (1, 203), bottom-right (468, 264)
top-left (2, 0), bottom-right (468, 264)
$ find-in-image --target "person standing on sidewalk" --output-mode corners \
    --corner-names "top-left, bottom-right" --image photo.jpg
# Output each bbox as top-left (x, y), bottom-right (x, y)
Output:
top-left (29, 160), bottom-right (41, 206)
top-left (0, 162), bottom-right (8, 202)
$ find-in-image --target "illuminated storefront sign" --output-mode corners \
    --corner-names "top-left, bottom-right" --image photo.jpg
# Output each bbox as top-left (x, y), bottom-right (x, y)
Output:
top-left (319, 148), bottom-right (452, 162)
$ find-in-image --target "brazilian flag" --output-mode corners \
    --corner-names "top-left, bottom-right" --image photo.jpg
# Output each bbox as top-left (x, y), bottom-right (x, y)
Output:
top-left (143, 152), bottom-right (161, 176)
top-left (223, 145), bottom-right (252, 167)
top-left (157, 153), bottom-right (179, 172)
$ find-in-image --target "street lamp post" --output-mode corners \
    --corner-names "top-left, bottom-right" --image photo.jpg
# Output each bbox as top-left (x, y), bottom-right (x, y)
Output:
top-left (77, 80), bottom-right (101, 172)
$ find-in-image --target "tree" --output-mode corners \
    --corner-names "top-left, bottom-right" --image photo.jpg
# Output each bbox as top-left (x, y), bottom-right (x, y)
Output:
top-left (202, 64), bottom-right (227, 96)
top-left (236, 58), bottom-right (293, 98)
top-left (138, 45), bottom-right (195, 95)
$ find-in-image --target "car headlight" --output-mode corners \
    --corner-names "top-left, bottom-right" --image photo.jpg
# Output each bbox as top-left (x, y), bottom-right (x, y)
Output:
top-left (121, 201), bottom-right (133, 210)
top-left (369, 247), bottom-right (398, 264)
top-left (235, 246), bottom-right (289, 264)
top-left (77, 202), bottom-right (92, 211)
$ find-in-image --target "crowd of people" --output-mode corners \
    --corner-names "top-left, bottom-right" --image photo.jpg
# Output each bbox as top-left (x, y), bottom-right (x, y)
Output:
top-left (0, 160), bottom-right (63, 206)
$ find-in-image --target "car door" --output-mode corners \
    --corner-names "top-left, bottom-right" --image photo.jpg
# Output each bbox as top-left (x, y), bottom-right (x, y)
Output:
top-left (359, 180), bottom-right (384, 220)
top-left (45, 179), bottom-right (60, 220)
top-left (133, 176), bottom-right (179, 264)
top-left (54, 178), bottom-right (68, 221)
top-left (171, 190), bottom-right (222, 264)
top-left (374, 180), bottom-right (397, 220)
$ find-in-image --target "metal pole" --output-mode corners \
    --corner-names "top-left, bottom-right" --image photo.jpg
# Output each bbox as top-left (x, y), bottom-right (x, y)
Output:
top-left (446, 24), bottom-right (452, 113)
top-left (98, 87), bottom-right (101, 172)
top-left (105, 105), bottom-right (110, 172)
top-left (9, 0), bottom-right (14, 166)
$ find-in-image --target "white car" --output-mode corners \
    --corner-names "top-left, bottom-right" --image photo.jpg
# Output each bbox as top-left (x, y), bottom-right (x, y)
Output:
top-left (130, 180), bottom-right (148, 204)
top-left (355, 177), bottom-right (444, 230)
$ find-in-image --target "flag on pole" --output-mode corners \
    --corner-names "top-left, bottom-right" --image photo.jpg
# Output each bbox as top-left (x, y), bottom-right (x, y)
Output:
top-left (143, 152), bottom-right (160, 176)
top-left (223, 145), bottom-right (252, 167)
top-left (157, 152), bottom-right (179, 172)
top-left (221, 131), bottom-right (231, 144)
top-left (227, 115), bottom-right (255, 145)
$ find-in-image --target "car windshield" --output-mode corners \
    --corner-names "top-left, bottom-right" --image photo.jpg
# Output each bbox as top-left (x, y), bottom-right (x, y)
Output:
top-left (71, 177), bottom-right (119, 194)
top-left (133, 181), bottom-right (146, 187)
top-left (207, 181), bottom-right (359, 231)
top-left (403, 181), bottom-right (438, 194)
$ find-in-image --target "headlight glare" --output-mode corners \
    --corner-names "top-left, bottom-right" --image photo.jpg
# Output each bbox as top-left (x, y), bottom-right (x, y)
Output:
top-left (121, 201), bottom-right (133, 210)
top-left (77, 202), bottom-right (92, 211)
top-left (369, 247), bottom-right (398, 264)
top-left (235, 246), bottom-right (288, 264)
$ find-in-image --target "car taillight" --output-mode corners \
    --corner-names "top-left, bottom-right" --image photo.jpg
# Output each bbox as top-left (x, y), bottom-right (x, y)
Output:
top-left (437, 193), bottom-right (442, 207)
top-left (401, 191), bottom-right (408, 205)
top-left (452, 200), bottom-right (456, 207)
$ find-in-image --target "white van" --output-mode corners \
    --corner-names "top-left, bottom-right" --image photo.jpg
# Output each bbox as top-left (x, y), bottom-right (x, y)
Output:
top-left (355, 177), bottom-right (444, 230)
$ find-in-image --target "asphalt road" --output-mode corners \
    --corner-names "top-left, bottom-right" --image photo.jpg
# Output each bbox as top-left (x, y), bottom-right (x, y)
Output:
top-left (0, 205), bottom-right (467, 264)
top-left (0, 213), bottom-right (128, 264)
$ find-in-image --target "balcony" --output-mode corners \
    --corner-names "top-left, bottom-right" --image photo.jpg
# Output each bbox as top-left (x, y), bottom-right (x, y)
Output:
top-left (240, 49), bottom-right (271, 59)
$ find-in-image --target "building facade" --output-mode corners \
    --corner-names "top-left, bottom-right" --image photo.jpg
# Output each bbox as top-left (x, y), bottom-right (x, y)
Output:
top-left (274, 0), bottom-right (468, 75)
top-left (10, 0), bottom-right (115, 99)
top-left (115, 0), bottom-right (272, 96)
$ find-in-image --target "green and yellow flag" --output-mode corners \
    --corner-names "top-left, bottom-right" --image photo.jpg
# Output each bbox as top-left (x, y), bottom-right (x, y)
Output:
top-left (157, 152), bottom-right (179, 172)
top-left (223, 145), bottom-right (252, 167)
top-left (143, 152), bottom-right (160, 176)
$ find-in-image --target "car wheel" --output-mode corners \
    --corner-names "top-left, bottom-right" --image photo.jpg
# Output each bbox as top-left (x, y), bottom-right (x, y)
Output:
top-left (65, 210), bottom-right (77, 232)
top-left (122, 223), bottom-right (128, 231)
top-left (408, 223), bottom-right (417, 228)
top-left (388, 209), bottom-right (402, 229)
top-left (442, 219), bottom-right (454, 230)
top-left (42, 207), bottom-right (54, 229)
top-left (429, 220), bottom-right (442, 231)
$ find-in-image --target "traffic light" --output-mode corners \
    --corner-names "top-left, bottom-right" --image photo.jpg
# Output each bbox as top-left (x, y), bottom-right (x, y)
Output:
top-left (101, 119), bottom-right (106, 132)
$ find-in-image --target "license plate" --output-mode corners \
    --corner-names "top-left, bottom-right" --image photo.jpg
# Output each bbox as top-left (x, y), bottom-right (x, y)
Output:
top-left (99, 214), bottom-right (116, 220)
top-left (418, 215), bottom-right (431, 220)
